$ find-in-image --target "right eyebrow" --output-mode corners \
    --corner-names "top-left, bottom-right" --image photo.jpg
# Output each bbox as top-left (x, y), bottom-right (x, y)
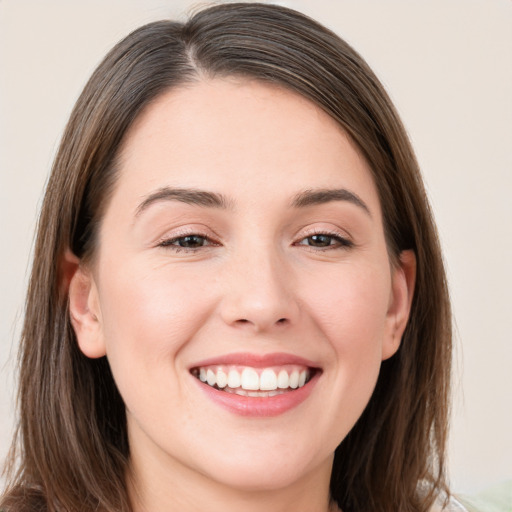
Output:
top-left (135, 187), bottom-right (231, 217)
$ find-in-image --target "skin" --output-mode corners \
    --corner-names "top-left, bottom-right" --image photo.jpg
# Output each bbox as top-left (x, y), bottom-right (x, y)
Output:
top-left (68, 78), bottom-right (415, 512)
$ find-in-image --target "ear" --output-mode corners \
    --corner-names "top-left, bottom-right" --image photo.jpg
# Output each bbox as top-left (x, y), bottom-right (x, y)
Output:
top-left (65, 249), bottom-right (106, 359)
top-left (382, 250), bottom-right (416, 360)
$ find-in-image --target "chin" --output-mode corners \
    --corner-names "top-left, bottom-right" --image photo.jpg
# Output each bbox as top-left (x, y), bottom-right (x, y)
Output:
top-left (197, 443), bottom-right (328, 493)
top-left (210, 464), bottom-right (310, 493)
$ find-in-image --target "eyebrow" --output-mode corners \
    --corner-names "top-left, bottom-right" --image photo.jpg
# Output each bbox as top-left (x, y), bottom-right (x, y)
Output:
top-left (135, 187), bottom-right (231, 217)
top-left (291, 188), bottom-right (371, 216)
top-left (135, 186), bottom-right (371, 218)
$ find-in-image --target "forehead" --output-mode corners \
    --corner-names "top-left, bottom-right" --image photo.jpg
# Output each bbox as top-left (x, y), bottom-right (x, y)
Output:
top-left (113, 78), bottom-right (381, 216)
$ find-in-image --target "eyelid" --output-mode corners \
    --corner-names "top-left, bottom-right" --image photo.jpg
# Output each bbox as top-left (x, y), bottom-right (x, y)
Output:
top-left (155, 227), bottom-right (220, 250)
top-left (294, 226), bottom-right (354, 250)
top-left (153, 225), bottom-right (354, 252)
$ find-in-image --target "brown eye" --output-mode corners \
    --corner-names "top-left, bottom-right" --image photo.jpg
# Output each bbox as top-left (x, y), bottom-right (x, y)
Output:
top-left (297, 232), bottom-right (353, 250)
top-left (175, 235), bottom-right (207, 248)
top-left (160, 234), bottom-right (211, 250)
top-left (305, 234), bottom-right (334, 247)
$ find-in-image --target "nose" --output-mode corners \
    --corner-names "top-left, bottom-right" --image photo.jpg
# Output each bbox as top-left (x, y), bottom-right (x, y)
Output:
top-left (218, 247), bottom-right (300, 333)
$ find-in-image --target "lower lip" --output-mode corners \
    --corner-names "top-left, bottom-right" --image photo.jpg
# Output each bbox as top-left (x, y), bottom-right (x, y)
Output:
top-left (193, 372), bottom-right (320, 417)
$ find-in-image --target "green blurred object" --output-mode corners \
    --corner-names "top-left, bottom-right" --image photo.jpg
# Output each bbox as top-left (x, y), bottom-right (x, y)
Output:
top-left (457, 481), bottom-right (512, 512)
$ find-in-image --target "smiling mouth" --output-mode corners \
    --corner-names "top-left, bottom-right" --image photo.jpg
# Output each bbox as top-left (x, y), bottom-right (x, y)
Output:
top-left (190, 365), bottom-right (317, 397)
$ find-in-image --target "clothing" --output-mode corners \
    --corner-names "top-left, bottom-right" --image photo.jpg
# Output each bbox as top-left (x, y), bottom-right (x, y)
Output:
top-left (446, 496), bottom-right (471, 511)
top-left (429, 495), bottom-right (469, 512)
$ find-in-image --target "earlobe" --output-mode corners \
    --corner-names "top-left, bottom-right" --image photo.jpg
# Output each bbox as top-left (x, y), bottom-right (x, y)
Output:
top-left (66, 251), bottom-right (106, 359)
top-left (382, 250), bottom-right (416, 360)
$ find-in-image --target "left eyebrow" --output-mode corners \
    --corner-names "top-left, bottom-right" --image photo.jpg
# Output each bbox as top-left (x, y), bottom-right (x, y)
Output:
top-left (290, 188), bottom-right (372, 217)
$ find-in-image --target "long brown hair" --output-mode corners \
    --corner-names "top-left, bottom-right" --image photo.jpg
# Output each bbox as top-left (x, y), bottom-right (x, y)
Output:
top-left (1, 3), bottom-right (451, 511)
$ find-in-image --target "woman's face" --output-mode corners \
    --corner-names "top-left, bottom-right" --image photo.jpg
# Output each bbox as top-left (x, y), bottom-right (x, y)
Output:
top-left (70, 79), bottom-right (414, 496)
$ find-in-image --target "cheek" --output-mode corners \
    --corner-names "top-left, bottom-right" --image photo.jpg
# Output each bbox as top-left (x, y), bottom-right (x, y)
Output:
top-left (97, 262), bottom-right (213, 371)
top-left (305, 263), bottom-right (391, 349)
top-left (94, 262), bottom-right (218, 423)
top-left (303, 264), bottom-right (390, 416)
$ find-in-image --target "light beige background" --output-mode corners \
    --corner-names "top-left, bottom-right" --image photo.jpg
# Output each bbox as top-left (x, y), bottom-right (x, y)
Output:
top-left (1, 0), bottom-right (511, 495)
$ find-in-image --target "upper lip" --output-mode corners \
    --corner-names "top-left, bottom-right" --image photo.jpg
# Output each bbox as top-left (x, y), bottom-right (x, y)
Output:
top-left (189, 352), bottom-right (321, 370)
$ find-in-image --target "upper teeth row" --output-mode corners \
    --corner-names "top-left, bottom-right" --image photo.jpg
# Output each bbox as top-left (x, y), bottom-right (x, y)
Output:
top-left (197, 367), bottom-right (309, 391)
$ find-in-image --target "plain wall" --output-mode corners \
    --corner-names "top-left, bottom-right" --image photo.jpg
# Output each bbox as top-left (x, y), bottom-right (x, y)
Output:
top-left (1, 0), bottom-right (511, 495)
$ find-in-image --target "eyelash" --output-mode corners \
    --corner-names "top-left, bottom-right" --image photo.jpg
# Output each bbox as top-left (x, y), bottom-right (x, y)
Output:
top-left (294, 230), bottom-right (354, 251)
top-left (157, 231), bottom-right (218, 252)
top-left (157, 229), bottom-right (353, 253)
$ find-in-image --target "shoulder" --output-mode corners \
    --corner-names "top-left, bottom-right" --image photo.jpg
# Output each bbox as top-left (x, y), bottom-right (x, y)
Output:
top-left (430, 495), bottom-right (471, 512)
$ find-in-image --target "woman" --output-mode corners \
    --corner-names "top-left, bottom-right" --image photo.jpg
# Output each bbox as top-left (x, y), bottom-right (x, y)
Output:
top-left (1, 3), bottom-right (456, 511)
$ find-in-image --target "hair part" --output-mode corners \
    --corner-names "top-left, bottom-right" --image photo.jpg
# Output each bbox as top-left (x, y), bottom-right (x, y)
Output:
top-left (2, 4), bottom-right (451, 511)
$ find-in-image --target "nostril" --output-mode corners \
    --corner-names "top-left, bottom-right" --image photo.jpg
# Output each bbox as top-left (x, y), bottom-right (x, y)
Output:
top-left (234, 318), bottom-right (288, 327)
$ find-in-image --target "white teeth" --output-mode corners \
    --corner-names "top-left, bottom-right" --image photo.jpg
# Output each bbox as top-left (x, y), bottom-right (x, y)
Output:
top-left (227, 388), bottom-right (288, 398)
top-left (227, 369), bottom-right (241, 388)
top-left (289, 370), bottom-right (299, 389)
top-left (260, 369), bottom-right (277, 391)
top-left (206, 369), bottom-right (216, 387)
top-left (216, 369), bottom-right (228, 388)
top-left (241, 368), bottom-right (260, 390)
top-left (194, 365), bottom-right (313, 393)
top-left (277, 369), bottom-right (289, 389)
